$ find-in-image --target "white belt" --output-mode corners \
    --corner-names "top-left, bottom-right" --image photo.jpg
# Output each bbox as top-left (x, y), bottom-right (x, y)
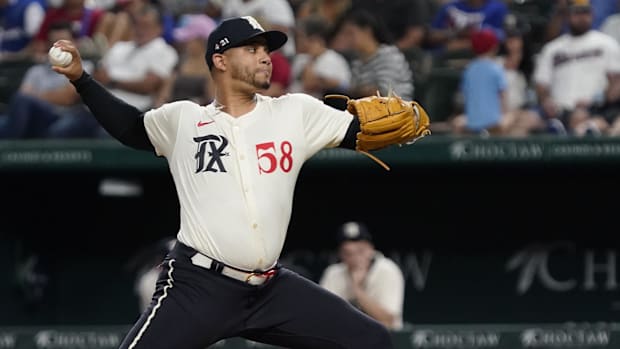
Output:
top-left (190, 253), bottom-right (277, 286)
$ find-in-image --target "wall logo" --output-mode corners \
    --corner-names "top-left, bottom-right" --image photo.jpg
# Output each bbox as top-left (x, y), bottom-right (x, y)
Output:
top-left (506, 242), bottom-right (618, 294)
top-left (389, 251), bottom-right (433, 291)
top-left (34, 330), bottom-right (122, 349)
top-left (449, 140), bottom-right (543, 161)
top-left (411, 329), bottom-right (500, 348)
top-left (521, 327), bottom-right (611, 347)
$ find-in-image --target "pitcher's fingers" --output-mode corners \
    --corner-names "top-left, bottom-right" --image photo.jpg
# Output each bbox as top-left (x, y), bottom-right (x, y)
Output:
top-left (53, 40), bottom-right (80, 57)
top-left (53, 39), bottom-right (74, 48)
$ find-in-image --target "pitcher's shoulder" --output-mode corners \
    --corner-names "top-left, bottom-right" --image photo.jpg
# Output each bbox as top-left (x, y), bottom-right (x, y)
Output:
top-left (263, 92), bottom-right (324, 107)
top-left (146, 100), bottom-right (203, 119)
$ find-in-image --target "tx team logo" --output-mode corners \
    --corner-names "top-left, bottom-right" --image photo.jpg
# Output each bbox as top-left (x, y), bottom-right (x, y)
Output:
top-left (194, 135), bottom-right (229, 173)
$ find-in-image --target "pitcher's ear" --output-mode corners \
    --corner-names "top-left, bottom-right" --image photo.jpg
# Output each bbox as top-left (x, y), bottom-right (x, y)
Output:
top-left (212, 53), bottom-right (226, 71)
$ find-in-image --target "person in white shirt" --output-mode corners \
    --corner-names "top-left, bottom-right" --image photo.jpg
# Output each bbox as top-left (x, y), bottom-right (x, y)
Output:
top-left (338, 9), bottom-right (414, 100)
top-left (51, 15), bottom-right (415, 349)
top-left (320, 221), bottom-right (405, 331)
top-left (289, 14), bottom-right (351, 98)
top-left (533, 0), bottom-right (620, 136)
top-left (94, 4), bottom-right (178, 111)
top-left (220, 0), bottom-right (297, 58)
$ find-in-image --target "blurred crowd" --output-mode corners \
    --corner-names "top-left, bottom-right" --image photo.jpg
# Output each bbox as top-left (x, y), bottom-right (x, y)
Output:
top-left (2, 0), bottom-right (620, 139)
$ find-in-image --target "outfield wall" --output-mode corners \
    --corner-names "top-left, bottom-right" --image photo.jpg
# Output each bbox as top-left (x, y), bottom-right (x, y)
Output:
top-left (1, 135), bottom-right (619, 328)
top-left (0, 323), bottom-right (618, 349)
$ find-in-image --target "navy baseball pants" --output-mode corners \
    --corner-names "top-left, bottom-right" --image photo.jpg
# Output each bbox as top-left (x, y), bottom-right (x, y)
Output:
top-left (118, 242), bottom-right (393, 349)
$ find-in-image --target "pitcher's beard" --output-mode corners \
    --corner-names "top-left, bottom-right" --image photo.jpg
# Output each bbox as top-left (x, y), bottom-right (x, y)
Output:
top-left (258, 81), bottom-right (271, 90)
top-left (232, 66), bottom-right (271, 90)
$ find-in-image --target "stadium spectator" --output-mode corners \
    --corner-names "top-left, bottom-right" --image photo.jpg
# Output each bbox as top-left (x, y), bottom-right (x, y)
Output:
top-left (155, 14), bottom-right (216, 107)
top-left (427, 0), bottom-right (508, 52)
top-left (289, 14), bottom-right (351, 98)
top-left (203, 0), bottom-right (224, 23)
top-left (219, 0), bottom-right (297, 59)
top-left (260, 49), bottom-right (291, 97)
top-left (0, 0), bottom-right (46, 61)
top-left (93, 4), bottom-right (178, 112)
top-left (496, 22), bottom-right (545, 135)
top-left (0, 20), bottom-right (99, 138)
top-left (452, 28), bottom-right (542, 136)
top-left (319, 221), bottom-right (405, 331)
top-left (533, 0), bottom-right (620, 136)
top-left (295, 0), bottom-right (352, 52)
top-left (348, 0), bottom-right (432, 51)
top-left (157, 0), bottom-right (206, 18)
top-left (545, 0), bottom-right (619, 42)
top-left (337, 9), bottom-right (414, 100)
top-left (295, 0), bottom-right (351, 28)
top-left (102, 0), bottom-right (176, 48)
top-left (600, 0), bottom-right (620, 45)
top-left (32, 0), bottom-right (109, 59)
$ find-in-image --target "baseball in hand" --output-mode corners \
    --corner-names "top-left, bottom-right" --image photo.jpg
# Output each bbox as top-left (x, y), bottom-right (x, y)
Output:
top-left (48, 46), bottom-right (73, 67)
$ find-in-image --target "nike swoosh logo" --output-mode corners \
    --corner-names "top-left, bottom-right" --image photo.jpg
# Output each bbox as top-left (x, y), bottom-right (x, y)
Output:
top-left (197, 120), bottom-right (215, 127)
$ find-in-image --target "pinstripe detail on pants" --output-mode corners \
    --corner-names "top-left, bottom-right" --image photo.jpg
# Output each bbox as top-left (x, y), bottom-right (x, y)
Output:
top-left (128, 259), bottom-right (175, 349)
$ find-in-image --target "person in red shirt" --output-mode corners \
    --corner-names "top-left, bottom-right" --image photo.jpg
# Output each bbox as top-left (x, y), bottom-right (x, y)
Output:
top-left (32, 0), bottom-right (107, 59)
top-left (262, 50), bottom-right (292, 97)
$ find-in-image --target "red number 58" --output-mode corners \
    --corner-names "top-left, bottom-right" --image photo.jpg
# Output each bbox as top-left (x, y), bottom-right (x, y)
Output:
top-left (256, 141), bottom-right (293, 174)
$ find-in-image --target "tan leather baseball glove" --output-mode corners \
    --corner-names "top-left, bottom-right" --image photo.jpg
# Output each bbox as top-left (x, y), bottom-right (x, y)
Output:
top-left (326, 92), bottom-right (431, 170)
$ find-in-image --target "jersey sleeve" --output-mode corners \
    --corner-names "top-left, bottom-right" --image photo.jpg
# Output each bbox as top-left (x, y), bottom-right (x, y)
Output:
top-left (296, 93), bottom-right (354, 159)
top-left (143, 101), bottom-right (187, 158)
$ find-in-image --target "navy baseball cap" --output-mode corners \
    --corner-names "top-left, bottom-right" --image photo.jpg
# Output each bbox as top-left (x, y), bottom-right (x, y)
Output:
top-left (205, 16), bottom-right (288, 69)
top-left (336, 221), bottom-right (373, 245)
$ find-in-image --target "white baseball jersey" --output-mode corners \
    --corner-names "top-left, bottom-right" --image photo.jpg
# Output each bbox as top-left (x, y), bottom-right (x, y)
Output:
top-left (143, 93), bottom-right (353, 271)
top-left (319, 252), bottom-right (405, 330)
top-left (533, 30), bottom-right (620, 110)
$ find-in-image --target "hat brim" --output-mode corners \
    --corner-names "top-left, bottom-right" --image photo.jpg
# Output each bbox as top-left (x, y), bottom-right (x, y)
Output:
top-left (236, 30), bottom-right (288, 53)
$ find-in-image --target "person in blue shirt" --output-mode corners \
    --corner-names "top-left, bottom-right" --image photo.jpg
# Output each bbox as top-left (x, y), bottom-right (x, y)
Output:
top-left (0, 0), bottom-right (46, 59)
top-left (453, 27), bottom-right (543, 136)
top-left (459, 28), bottom-right (506, 135)
top-left (427, 0), bottom-right (508, 52)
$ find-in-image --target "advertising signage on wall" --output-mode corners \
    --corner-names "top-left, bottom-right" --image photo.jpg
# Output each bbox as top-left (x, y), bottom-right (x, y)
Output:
top-left (1, 323), bottom-right (618, 349)
top-left (280, 241), bottom-right (620, 324)
top-left (5, 136), bottom-right (620, 170)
